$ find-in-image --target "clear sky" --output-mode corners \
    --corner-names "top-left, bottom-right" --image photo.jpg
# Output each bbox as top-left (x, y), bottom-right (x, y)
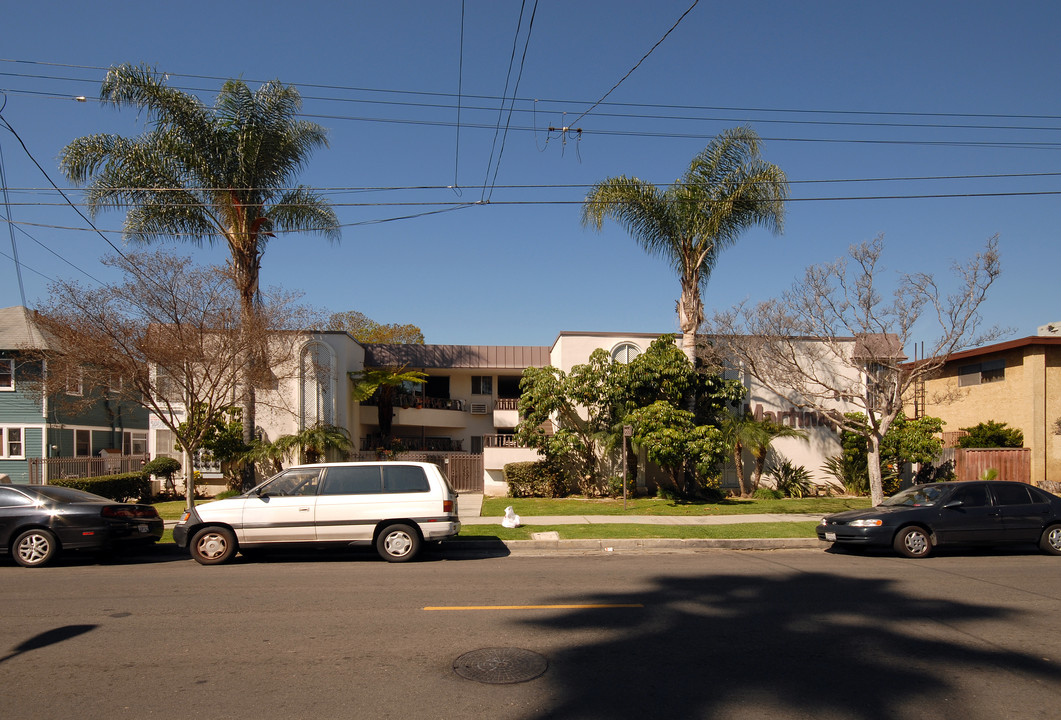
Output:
top-left (1, 0), bottom-right (1058, 347)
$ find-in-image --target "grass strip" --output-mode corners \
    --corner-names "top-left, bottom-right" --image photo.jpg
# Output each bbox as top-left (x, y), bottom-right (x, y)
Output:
top-left (453, 521), bottom-right (820, 541)
top-left (481, 496), bottom-right (868, 517)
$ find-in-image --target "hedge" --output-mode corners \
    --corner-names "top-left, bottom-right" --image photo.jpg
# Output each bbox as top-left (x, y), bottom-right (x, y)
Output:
top-left (504, 460), bottom-right (569, 498)
top-left (51, 472), bottom-right (152, 503)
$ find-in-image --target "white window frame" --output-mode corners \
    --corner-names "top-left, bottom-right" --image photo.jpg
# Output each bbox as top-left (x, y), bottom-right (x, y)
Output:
top-left (0, 358), bottom-right (13, 391)
top-left (611, 342), bottom-right (642, 364)
top-left (1, 427), bottom-right (25, 459)
top-left (75, 428), bottom-right (92, 457)
top-left (65, 367), bottom-right (84, 396)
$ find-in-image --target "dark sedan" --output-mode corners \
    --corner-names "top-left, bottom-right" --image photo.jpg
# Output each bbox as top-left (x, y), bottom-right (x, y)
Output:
top-left (817, 480), bottom-right (1061, 558)
top-left (0, 485), bottom-right (163, 567)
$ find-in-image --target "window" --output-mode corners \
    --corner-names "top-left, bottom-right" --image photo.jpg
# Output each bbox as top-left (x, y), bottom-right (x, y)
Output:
top-left (65, 367), bottom-right (83, 396)
top-left (75, 429), bottom-right (91, 457)
top-left (611, 343), bottom-right (641, 364)
top-left (300, 342), bottom-right (335, 427)
top-left (951, 485), bottom-right (989, 507)
top-left (261, 468), bottom-right (321, 497)
top-left (959, 359), bottom-right (1005, 387)
top-left (993, 483), bottom-right (1033, 506)
top-left (382, 465), bottom-right (430, 493)
top-left (471, 376), bottom-right (493, 395)
top-left (470, 436), bottom-right (484, 454)
top-left (123, 432), bottom-right (148, 456)
top-left (1, 428), bottom-right (24, 458)
top-left (321, 466), bottom-right (383, 495)
top-left (0, 487), bottom-right (33, 507)
top-left (0, 359), bottom-right (13, 390)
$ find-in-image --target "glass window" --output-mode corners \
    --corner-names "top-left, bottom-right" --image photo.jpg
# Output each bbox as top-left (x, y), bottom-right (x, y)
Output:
top-left (958, 359), bottom-right (1005, 387)
top-left (611, 343), bottom-right (641, 364)
top-left (75, 429), bottom-right (91, 457)
top-left (320, 466), bottom-right (382, 495)
top-left (65, 368), bottom-right (83, 396)
top-left (6, 428), bottom-right (22, 458)
top-left (951, 485), bottom-right (989, 507)
top-left (0, 487), bottom-right (33, 507)
top-left (471, 376), bottom-right (493, 395)
top-left (0, 359), bottom-right (13, 390)
top-left (383, 465), bottom-right (430, 493)
top-left (261, 468), bottom-right (321, 497)
top-left (993, 483), bottom-right (1032, 506)
top-left (881, 485), bottom-right (945, 507)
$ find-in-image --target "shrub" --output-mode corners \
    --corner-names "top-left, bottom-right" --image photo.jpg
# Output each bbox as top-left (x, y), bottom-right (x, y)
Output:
top-left (143, 456), bottom-right (181, 480)
top-left (52, 472), bottom-right (152, 503)
top-left (958, 421), bottom-right (1024, 448)
top-left (753, 487), bottom-right (783, 500)
top-left (768, 458), bottom-right (815, 498)
top-left (504, 461), bottom-right (569, 498)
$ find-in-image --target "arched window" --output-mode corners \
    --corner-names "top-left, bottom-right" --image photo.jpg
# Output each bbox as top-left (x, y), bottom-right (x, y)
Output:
top-left (611, 342), bottom-right (642, 364)
top-left (300, 342), bottom-right (336, 428)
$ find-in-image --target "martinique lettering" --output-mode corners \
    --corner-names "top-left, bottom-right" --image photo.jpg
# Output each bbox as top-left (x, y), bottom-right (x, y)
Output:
top-left (748, 403), bottom-right (838, 433)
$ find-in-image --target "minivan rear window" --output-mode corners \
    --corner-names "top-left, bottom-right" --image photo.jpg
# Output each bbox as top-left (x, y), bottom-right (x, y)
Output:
top-left (320, 466), bottom-right (382, 495)
top-left (382, 465), bottom-right (430, 493)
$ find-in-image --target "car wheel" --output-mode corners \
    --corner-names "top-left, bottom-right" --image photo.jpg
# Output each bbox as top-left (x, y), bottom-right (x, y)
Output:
top-left (1039, 524), bottom-right (1061, 556)
top-left (190, 527), bottom-right (237, 565)
top-left (13, 528), bottom-right (59, 568)
top-left (893, 526), bottom-right (932, 558)
top-left (376, 524), bottom-right (421, 562)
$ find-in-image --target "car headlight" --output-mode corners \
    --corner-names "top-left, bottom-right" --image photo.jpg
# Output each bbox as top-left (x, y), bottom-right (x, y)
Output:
top-left (819, 517), bottom-right (828, 526)
top-left (849, 518), bottom-right (883, 527)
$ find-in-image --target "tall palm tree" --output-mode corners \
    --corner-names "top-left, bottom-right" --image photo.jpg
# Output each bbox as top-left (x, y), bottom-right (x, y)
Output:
top-left (582, 126), bottom-right (788, 367)
top-left (60, 63), bottom-right (340, 471)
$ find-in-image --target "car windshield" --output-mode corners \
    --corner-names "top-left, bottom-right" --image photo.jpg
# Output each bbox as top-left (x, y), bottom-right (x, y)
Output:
top-left (880, 486), bottom-right (945, 507)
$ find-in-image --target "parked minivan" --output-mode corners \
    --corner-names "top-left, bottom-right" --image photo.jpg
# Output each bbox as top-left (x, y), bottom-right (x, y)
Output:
top-left (173, 461), bottom-right (461, 564)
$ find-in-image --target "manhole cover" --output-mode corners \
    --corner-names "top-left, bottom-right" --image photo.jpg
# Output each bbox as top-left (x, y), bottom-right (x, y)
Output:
top-left (453, 647), bottom-right (548, 684)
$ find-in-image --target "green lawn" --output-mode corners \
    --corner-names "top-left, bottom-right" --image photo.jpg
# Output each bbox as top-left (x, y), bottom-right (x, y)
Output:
top-left (481, 496), bottom-right (869, 517)
top-left (455, 521), bottom-right (820, 541)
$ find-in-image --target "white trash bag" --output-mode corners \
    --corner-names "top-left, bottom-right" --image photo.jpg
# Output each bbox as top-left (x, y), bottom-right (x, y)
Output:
top-left (502, 505), bottom-right (521, 528)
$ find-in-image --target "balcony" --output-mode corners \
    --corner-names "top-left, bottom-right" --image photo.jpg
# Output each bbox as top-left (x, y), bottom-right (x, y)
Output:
top-left (360, 436), bottom-right (464, 452)
top-left (359, 393), bottom-right (468, 429)
top-left (493, 398), bottom-right (520, 429)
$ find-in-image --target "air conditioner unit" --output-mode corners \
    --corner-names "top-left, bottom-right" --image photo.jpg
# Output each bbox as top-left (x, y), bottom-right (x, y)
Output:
top-left (470, 402), bottom-right (489, 415)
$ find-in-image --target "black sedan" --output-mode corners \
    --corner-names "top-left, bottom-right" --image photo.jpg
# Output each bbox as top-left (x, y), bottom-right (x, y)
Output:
top-left (0, 484), bottom-right (163, 567)
top-left (817, 480), bottom-right (1061, 558)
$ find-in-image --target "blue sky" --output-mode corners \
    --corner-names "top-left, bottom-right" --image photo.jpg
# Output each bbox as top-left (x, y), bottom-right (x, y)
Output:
top-left (1, 0), bottom-right (1058, 347)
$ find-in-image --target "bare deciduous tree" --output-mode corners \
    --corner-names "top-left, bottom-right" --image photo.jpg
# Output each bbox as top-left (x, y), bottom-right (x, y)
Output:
top-left (32, 250), bottom-right (316, 509)
top-left (707, 235), bottom-right (1002, 505)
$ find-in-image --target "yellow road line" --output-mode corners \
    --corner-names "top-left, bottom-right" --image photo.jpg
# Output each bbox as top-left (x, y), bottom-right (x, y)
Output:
top-left (423, 604), bottom-right (644, 611)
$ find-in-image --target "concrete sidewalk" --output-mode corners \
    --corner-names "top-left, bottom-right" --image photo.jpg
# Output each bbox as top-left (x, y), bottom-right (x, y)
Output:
top-left (458, 494), bottom-right (821, 525)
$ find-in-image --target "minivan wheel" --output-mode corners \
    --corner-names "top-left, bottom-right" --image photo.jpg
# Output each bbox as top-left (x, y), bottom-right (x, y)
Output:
top-left (376, 524), bottom-right (420, 562)
top-left (893, 526), bottom-right (932, 558)
top-left (190, 526), bottom-right (237, 565)
top-left (13, 528), bottom-right (59, 567)
top-left (1040, 524), bottom-right (1061, 556)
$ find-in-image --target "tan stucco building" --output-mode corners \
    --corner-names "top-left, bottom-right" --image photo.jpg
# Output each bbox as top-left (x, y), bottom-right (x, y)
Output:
top-left (918, 332), bottom-right (1061, 485)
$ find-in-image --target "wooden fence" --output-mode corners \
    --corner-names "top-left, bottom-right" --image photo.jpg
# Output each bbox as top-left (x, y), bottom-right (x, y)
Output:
top-left (28, 454), bottom-right (150, 485)
top-left (939, 448), bottom-right (1031, 483)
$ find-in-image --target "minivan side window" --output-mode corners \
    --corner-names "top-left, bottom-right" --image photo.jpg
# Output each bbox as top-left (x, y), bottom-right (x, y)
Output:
top-left (383, 465), bottom-right (430, 493)
top-left (263, 469), bottom-right (321, 497)
top-left (321, 466), bottom-right (382, 495)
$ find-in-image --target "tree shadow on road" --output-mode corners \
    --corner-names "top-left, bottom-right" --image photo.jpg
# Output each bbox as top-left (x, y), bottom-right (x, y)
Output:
top-left (519, 571), bottom-right (1059, 719)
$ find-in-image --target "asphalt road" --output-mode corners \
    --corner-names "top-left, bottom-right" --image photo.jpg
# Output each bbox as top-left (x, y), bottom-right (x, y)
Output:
top-left (2, 544), bottom-right (1060, 719)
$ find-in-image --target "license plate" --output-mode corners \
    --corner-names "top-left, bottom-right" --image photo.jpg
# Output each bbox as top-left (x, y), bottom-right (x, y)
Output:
top-left (138, 524), bottom-right (149, 533)
top-left (825, 532), bottom-right (837, 541)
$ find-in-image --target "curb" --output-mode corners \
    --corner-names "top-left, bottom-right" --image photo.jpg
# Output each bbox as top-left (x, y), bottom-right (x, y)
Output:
top-left (446, 537), bottom-right (823, 552)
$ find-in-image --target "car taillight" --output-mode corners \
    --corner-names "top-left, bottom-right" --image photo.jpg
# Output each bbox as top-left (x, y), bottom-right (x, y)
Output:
top-left (443, 500), bottom-right (454, 513)
top-left (101, 506), bottom-right (160, 519)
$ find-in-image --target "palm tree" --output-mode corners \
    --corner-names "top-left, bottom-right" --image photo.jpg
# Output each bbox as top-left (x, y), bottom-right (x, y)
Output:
top-left (275, 423), bottom-right (354, 464)
top-left (60, 63), bottom-right (340, 477)
top-left (720, 411), bottom-right (806, 497)
top-left (348, 367), bottom-right (428, 447)
top-left (582, 126), bottom-right (788, 367)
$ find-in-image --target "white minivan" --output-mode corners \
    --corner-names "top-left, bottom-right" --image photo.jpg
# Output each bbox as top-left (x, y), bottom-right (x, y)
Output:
top-left (173, 461), bottom-right (461, 564)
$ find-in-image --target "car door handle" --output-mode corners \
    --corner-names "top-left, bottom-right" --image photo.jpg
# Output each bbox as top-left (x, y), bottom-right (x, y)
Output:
top-left (299, 507), bottom-right (310, 512)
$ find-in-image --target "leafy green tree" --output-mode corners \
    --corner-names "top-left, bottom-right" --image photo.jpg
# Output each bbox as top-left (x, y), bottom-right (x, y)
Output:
top-left (517, 335), bottom-right (743, 497)
top-left (274, 423), bottom-right (353, 464)
top-left (582, 126), bottom-right (788, 366)
top-left (327, 311), bottom-right (424, 344)
top-left (60, 63), bottom-right (340, 481)
top-left (178, 405), bottom-right (248, 490)
top-left (958, 420), bottom-right (1023, 448)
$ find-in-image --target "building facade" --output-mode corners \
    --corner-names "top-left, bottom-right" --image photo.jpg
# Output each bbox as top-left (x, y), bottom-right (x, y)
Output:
top-left (0, 306), bottom-right (148, 484)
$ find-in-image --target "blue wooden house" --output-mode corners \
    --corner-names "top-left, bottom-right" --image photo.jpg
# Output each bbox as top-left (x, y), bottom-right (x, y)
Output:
top-left (0, 306), bottom-right (149, 484)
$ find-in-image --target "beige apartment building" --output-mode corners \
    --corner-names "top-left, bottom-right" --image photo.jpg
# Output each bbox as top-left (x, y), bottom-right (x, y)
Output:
top-left (918, 329), bottom-right (1061, 485)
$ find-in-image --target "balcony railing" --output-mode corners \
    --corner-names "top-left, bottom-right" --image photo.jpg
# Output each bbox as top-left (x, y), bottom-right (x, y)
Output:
top-left (360, 436), bottom-right (463, 452)
top-left (28, 454), bottom-right (149, 485)
top-left (494, 398), bottom-right (520, 410)
top-left (361, 393), bottom-right (466, 411)
top-left (483, 434), bottom-right (523, 449)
